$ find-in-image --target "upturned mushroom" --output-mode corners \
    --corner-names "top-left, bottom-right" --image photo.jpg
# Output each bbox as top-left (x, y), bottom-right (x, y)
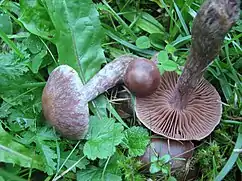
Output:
top-left (42, 55), bottom-right (160, 139)
top-left (140, 138), bottom-right (194, 170)
top-left (135, 0), bottom-right (240, 140)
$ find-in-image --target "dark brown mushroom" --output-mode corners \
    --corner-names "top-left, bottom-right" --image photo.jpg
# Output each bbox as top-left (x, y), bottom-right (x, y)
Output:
top-left (124, 58), bottom-right (161, 97)
top-left (140, 138), bottom-right (194, 170)
top-left (135, 0), bottom-right (240, 140)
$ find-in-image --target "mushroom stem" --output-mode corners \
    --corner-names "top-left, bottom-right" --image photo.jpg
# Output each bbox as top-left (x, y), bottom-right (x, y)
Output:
top-left (170, 0), bottom-right (240, 109)
top-left (80, 55), bottom-right (134, 103)
top-left (81, 55), bottom-right (161, 102)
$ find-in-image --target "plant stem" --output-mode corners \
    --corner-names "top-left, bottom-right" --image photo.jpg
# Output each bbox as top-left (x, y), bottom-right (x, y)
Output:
top-left (170, 0), bottom-right (240, 109)
top-left (81, 55), bottom-right (137, 103)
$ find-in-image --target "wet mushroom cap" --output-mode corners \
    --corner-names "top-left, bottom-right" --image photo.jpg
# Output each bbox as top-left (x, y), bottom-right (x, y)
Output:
top-left (42, 65), bottom-right (89, 140)
top-left (124, 58), bottom-right (161, 97)
top-left (135, 72), bottom-right (222, 140)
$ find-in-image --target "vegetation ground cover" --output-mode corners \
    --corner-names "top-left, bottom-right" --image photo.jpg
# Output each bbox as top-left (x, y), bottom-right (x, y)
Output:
top-left (0, 0), bottom-right (241, 180)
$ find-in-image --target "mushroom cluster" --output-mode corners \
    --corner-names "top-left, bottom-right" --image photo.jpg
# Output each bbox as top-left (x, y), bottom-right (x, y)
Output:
top-left (42, 55), bottom-right (160, 139)
top-left (135, 0), bottom-right (240, 140)
top-left (42, 0), bottom-right (240, 144)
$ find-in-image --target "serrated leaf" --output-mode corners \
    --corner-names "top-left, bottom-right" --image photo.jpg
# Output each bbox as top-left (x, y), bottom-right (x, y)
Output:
top-left (0, 53), bottom-right (29, 80)
top-left (36, 140), bottom-right (57, 175)
top-left (83, 116), bottom-right (124, 160)
top-left (0, 124), bottom-right (44, 171)
top-left (61, 156), bottom-right (89, 173)
top-left (7, 109), bottom-right (36, 132)
top-left (37, 126), bottom-right (58, 141)
top-left (122, 126), bottom-right (150, 157)
top-left (136, 36), bottom-right (151, 49)
top-left (0, 102), bottom-right (12, 119)
top-left (19, 0), bottom-right (56, 41)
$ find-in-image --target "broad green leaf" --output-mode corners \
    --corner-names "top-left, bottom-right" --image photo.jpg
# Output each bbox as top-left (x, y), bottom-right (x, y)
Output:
top-left (20, 0), bottom-right (106, 81)
top-left (135, 36), bottom-right (151, 49)
top-left (43, 0), bottom-right (106, 81)
top-left (0, 124), bottom-right (44, 171)
top-left (165, 44), bottom-right (177, 54)
top-left (162, 60), bottom-right (178, 71)
top-left (120, 8), bottom-right (165, 34)
top-left (157, 51), bottom-right (178, 71)
top-left (77, 166), bottom-right (122, 181)
top-left (89, 95), bottom-right (107, 117)
top-left (122, 126), bottom-right (150, 157)
top-left (159, 154), bottom-right (171, 164)
top-left (149, 33), bottom-right (166, 49)
top-left (30, 50), bottom-right (47, 73)
top-left (83, 116), bottom-right (124, 160)
top-left (19, 0), bottom-right (56, 41)
top-left (0, 168), bottom-right (26, 181)
top-left (25, 34), bottom-right (44, 54)
top-left (0, 13), bottom-right (13, 34)
top-left (157, 51), bottom-right (169, 62)
top-left (149, 162), bottom-right (161, 174)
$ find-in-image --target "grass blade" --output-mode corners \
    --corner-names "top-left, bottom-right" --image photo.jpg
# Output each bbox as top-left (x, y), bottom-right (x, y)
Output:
top-left (0, 29), bottom-right (24, 58)
top-left (173, 1), bottom-right (190, 36)
top-left (215, 125), bottom-right (242, 181)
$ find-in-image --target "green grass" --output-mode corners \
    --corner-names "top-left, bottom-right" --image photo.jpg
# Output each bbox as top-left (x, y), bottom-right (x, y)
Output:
top-left (0, 0), bottom-right (241, 180)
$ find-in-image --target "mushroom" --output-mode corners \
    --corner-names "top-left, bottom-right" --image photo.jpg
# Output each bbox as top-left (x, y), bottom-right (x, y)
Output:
top-left (140, 138), bottom-right (194, 170)
top-left (42, 65), bottom-right (89, 139)
top-left (135, 0), bottom-right (240, 140)
top-left (42, 55), bottom-right (160, 139)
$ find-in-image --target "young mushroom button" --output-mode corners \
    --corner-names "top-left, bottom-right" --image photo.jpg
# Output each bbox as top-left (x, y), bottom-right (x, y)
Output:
top-left (135, 0), bottom-right (240, 140)
top-left (124, 58), bottom-right (161, 97)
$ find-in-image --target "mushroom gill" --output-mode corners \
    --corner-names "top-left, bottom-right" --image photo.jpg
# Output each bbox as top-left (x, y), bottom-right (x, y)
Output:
top-left (135, 72), bottom-right (222, 140)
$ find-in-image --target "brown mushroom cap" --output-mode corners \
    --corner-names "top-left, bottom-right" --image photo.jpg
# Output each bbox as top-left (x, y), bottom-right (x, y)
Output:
top-left (135, 71), bottom-right (222, 140)
top-left (124, 58), bottom-right (161, 97)
top-left (42, 65), bottom-right (89, 140)
top-left (140, 138), bottom-right (194, 170)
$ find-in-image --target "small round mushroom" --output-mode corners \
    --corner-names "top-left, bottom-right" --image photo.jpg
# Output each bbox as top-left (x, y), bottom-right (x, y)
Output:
top-left (140, 138), bottom-right (194, 170)
top-left (42, 65), bottom-right (89, 139)
top-left (124, 58), bottom-right (161, 97)
top-left (42, 55), bottom-right (160, 139)
top-left (135, 0), bottom-right (240, 140)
